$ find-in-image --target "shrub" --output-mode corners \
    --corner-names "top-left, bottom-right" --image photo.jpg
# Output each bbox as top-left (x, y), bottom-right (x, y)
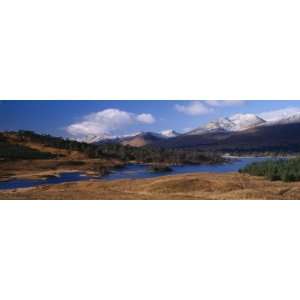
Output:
top-left (0, 142), bottom-right (56, 160)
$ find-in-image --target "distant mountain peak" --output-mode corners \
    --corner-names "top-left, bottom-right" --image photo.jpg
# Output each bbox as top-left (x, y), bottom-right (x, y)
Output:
top-left (205, 117), bottom-right (235, 131)
top-left (160, 129), bottom-right (180, 138)
top-left (79, 134), bottom-right (112, 143)
top-left (80, 111), bottom-right (300, 146)
top-left (81, 132), bottom-right (142, 144)
top-left (228, 114), bottom-right (266, 131)
top-left (186, 113), bottom-right (266, 135)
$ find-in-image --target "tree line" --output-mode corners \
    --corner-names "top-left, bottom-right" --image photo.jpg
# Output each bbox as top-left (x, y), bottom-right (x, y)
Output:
top-left (0, 136), bottom-right (56, 160)
top-left (0, 130), bottom-right (225, 164)
top-left (239, 158), bottom-right (300, 182)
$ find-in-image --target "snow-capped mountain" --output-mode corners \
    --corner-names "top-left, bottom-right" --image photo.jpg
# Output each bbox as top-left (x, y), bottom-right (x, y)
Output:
top-left (81, 130), bottom-right (180, 145)
top-left (187, 114), bottom-right (266, 135)
top-left (265, 112), bottom-right (300, 126)
top-left (160, 129), bottom-right (180, 138)
top-left (80, 112), bottom-right (300, 146)
top-left (81, 132), bottom-right (142, 144)
top-left (78, 134), bottom-right (112, 143)
top-left (229, 114), bottom-right (266, 131)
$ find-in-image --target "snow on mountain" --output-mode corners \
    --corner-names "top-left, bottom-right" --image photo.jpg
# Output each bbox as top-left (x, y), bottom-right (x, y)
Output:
top-left (259, 107), bottom-right (300, 123)
top-left (265, 112), bottom-right (300, 126)
top-left (187, 114), bottom-right (266, 135)
top-left (125, 131), bottom-right (180, 140)
top-left (205, 117), bottom-right (235, 131)
top-left (80, 111), bottom-right (300, 144)
top-left (82, 130), bottom-right (181, 144)
top-left (79, 134), bottom-right (112, 143)
top-left (228, 114), bottom-right (266, 131)
top-left (160, 129), bottom-right (180, 138)
top-left (81, 132), bottom-right (142, 144)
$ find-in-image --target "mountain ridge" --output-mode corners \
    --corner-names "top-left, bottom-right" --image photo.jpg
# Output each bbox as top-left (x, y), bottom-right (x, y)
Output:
top-left (82, 112), bottom-right (300, 150)
top-left (186, 113), bottom-right (266, 135)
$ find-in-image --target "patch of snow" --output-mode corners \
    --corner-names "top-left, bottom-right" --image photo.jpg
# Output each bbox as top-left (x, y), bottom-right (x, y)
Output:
top-left (228, 114), bottom-right (266, 131)
top-left (265, 112), bottom-right (300, 126)
top-left (187, 114), bottom-right (266, 135)
top-left (160, 129), bottom-right (180, 138)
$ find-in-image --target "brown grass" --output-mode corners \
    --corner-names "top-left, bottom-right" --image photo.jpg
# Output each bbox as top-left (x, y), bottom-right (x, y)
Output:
top-left (4, 133), bottom-right (87, 159)
top-left (0, 132), bottom-right (125, 181)
top-left (1, 172), bottom-right (300, 200)
top-left (0, 158), bottom-right (123, 181)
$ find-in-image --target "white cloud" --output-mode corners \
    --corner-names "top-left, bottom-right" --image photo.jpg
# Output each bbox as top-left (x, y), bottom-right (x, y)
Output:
top-left (66, 109), bottom-right (155, 137)
top-left (259, 107), bottom-right (300, 122)
top-left (136, 113), bottom-right (155, 124)
top-left (175, 101), bottom-right (213, 116)
top-left (175, 101), bottom-right (246, 117)
top-left (205, 100), bottom-right (246, 107)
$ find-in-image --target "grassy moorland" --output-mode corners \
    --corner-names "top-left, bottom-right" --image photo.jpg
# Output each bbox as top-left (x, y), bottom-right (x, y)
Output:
top-left (0, 131), bottom-right (123, 181)
top-left (1, 172), bottom-right (300, 200)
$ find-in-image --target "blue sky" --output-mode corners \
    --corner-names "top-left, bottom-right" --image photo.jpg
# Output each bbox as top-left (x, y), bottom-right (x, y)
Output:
top-left (1, 100), bottom-right (300, 138)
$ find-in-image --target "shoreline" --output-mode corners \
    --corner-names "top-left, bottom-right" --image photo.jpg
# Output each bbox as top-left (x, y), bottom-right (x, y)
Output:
top-left (222, 154), bottom-right (298, 159)
top-left (1, 172), bottom-right (300, 200)
top-left (0, 156), bottom-right (283, 191)
top-left (0, 158), bottom-right (125, 182)
top-left (1, 155), bottom-right (297, 191)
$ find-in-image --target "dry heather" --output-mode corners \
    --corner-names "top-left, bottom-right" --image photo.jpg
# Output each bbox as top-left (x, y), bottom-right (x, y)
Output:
top-left (1, 172), bottom-right (300, 200)
top-left (3, 132), bottom-right (86, 159)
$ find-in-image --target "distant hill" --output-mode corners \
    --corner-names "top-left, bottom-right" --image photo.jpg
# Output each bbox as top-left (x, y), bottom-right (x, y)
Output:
top-left (83, 130), bottom-right (180, 147)
top-left (88, 112), bottom-right (300, 154)
top-left (0, 130), bottom-right (224, 165)
top-left (154, 123), bottom-right (300, 154)
top-left (120, 132), bottom-right (166, 147)
top-left (160, 129), bottom-right (180, 138)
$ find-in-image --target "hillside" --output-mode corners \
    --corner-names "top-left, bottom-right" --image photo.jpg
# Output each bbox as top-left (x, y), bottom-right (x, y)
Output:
top-left (0, 131), bottom-right (123, 181)
top-left (120, 132), bottom-right (163, 147)
top-left (0, 131), bottom-right (87, 159)
top-left (0, 131), bottom-right (225, 182)
top-left (154, 123), bottom-right (300, 154)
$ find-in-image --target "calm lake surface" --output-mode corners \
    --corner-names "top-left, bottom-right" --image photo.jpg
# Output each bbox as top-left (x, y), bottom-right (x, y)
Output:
top-left (0, 157), bottom-right (279, 190)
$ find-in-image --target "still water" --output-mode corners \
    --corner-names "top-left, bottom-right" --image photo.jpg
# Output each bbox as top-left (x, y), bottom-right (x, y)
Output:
top-left (0, 157), bottom-right (278, 190)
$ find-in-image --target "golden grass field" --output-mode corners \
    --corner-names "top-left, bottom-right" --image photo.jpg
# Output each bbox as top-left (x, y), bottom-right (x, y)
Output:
top-left (1, 172), bottom-right (300, 200)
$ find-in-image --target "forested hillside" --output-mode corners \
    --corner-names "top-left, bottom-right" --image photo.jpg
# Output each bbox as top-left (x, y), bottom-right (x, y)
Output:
top-left (0, 131), bottom-right (224, 164)
top-left (0, 133), bottom-right (56, 160)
